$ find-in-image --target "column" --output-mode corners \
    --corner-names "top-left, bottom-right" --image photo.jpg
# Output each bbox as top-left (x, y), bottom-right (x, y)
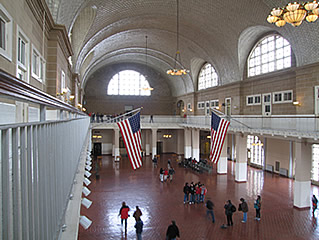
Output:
top-left (176, 130), bottom-right (184, 155)
top-left (152, 128), bottom-right (157, 158)
top-left (294, 140), bottom-right (312, 208)
top-left (184, 128), bottom-right (192, 159)
top-left (114, 128), bottom-right (120, 160)
top-left (217, 134), bottom-right (228, 174)
top-left (192, 128), bottom-right (200, 161)
top-left (235, 134), bottom-right (247, 182)
top-left (145, 130), bottom-right (150, 156)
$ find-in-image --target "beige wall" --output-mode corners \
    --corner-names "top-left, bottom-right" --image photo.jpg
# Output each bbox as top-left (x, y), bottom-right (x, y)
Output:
top-left (266, 138), bottom-right (290, 173)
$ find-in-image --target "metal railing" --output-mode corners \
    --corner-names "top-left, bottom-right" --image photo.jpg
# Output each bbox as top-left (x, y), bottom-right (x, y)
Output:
top-left (0, 69), bottom-right (90, 240)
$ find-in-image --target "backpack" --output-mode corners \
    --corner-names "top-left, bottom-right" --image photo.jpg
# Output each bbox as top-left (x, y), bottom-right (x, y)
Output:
top-left (231, 205), bottom-right (236, 213)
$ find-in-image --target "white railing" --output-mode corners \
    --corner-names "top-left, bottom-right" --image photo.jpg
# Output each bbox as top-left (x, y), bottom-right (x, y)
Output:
top-left (0, 69), bottom-right (90, 240)
top-left (0, 118), bottom-right (90, 240)
top-left (185, 115), bottom-right (319, 133)
top-left (140, 115), bottom-right (184, 124)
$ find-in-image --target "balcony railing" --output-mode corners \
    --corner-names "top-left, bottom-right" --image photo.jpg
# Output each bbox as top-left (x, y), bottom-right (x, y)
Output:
top-left (0, 69), bottom-right (90, 240)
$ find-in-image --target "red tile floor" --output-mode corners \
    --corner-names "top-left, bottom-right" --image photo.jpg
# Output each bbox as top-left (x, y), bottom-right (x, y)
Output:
top-left (78, 154), bottom-right (319, 240)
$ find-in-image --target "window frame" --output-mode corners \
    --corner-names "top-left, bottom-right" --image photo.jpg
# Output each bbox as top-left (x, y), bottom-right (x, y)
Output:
top-left (273, 90), bottom-right (293, 104)
top-left (31, 45), bottom-right (45, 82)
top-left (197, 101), bottom-right (204, 110)
top-left (246, 94), bottom-right (261, 106)
top-left (210, 99), bottom-right (219, 109)
top-left (107, 70), bottom-right (151, 96)
top-left (247, 34), bottom-right (292, 78)
top-left (16, 26), bottom-right (30, 82)
top-left (198, 63), bottom-right (219, 91)
top-left (0, 3), bottom-right (13, 61)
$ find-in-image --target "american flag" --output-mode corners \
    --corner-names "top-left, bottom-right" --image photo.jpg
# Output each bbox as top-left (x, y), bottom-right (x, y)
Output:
top-left (210, 112), bottom-right (230, 163)
top-left (117, 112), bottom-right (142, 170)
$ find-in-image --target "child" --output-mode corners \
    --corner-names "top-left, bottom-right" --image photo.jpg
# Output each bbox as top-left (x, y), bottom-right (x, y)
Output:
top-left (164, 168), bottom-right (169, 182)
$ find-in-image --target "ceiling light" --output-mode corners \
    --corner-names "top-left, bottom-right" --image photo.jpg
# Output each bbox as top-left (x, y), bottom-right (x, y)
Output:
top-left (267, 1), bottom-right (319, 27)
top-left (167, 0), bottom-right (189, 75)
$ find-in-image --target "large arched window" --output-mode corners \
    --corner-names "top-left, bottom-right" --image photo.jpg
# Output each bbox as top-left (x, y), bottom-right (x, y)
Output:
top-left (198, 63), bottom-right (218, 90)
top-left (248, 35), bottom-right (291, 77)
top-left (107, 70), bottom-right (151, 96)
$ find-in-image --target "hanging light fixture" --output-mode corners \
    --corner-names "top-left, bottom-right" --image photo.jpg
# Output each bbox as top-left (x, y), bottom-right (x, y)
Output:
top-left (267, 1), bottom-right (319, 27)
top-left (141, 35), bottom-right (154, 91)
top-left (167, 0), bottom-right (189, 76)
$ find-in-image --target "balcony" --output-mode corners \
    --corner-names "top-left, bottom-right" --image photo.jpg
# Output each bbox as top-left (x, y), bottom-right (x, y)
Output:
top-left (92, 114), bottom-right (319, 140)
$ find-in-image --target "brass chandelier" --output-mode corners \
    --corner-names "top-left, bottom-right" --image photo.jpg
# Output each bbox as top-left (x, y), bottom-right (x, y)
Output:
top-left (167, 0), bottom-right (189, 76)
top-left (267, 1), bottom-right (319, 27)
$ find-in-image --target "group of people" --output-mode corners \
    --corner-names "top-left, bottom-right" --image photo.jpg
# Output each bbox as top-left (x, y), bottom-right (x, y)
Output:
top-left (183, 182), bottom-right (207, 204)
top-left (119, 202), bottom-right (144, 239)
top-left (159, 160), bottom-right (175, 182)
top-left (119, 202), bottom-right (180, 240)
top-left (204, 195), bottom-right (261, 227)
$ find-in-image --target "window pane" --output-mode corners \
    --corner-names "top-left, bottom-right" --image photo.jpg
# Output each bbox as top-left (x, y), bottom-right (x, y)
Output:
top-left (0, 18), bottom-right (5, 50)
top-left (248, 35), bottom-right (291, 77)
top-left (107, 70), bottom-right (150, 96)
top-left (198, 63), bottom-right (218, 90)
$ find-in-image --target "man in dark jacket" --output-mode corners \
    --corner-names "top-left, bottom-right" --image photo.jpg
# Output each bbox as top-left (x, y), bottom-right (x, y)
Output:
top-left (166, 220), bottom-right (180, 240)
top-left (206, 199), bottom-right (215, 223)
top-left (134, 218), bottom-right (143, 240)
top-left (183, 182), bottom-right (190, 204)
top-left (239, 198), bottom-right (248, 223)
top-left (224, 200), bottom-right (235, 226)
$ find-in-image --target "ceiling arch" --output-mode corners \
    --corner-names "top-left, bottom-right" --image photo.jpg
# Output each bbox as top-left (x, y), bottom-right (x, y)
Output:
top-left (47, 0), bottom-right (319, 97)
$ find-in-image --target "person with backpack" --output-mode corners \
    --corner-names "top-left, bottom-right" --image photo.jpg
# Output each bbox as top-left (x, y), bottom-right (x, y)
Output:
top-left (239, 198), bottom-right (248, 223)
top-left (224, 200), bottom-right (236, 226)
top-left (312, 194), bottom-right (318, 215)
top-left (206, 199), bottom-right (215, 223)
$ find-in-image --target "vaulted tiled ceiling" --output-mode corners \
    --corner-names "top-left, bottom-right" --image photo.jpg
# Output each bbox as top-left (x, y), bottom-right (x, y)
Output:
top-left (49, 0), bottom-right (319, 96)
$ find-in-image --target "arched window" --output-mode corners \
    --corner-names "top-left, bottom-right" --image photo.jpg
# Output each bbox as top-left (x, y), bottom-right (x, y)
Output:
top-left (107, 70), bottom-right (151, 96)
top-left (248, 35), bottom-right (291, 77)
top-left (198, 63), bottom-right (218, 90)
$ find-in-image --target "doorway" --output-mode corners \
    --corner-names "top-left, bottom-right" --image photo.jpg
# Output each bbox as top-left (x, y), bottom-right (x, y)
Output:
top-left (157, 142), bottom-right (163, 155)
top-left (262, 93), bottom-right (271, 116)
top-left (93, 142), bottom-right (102, 157)
top-left (225, 98), bottom-right (231, 116)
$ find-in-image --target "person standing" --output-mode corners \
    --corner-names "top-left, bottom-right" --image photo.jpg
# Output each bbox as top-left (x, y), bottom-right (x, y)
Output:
top-left (224, 200), bottom-right (236, 226)
top-left (119, 202), bottom-right (130, 232)
top-left (133, 206), bottom-right (143, 221)
top-left (254, 195), bottom-right (262, 221)
top-left (134, 217), bottom-right (143, 240)
top-left (200, 184), bottom-right (207, 203)
top-left (189, 182), bottom-right (195, 204)
top-left (150, 115), bottom-right (153, 123)
top-left (239, 198), bottom-right (249, 223)
top-left (159, 168), bottom-right (164, 182)
top-left (166, 220), bottom-right (180, 240)
top-left (169, 167), bottom-right (175, 182)
top-left (183, 182), bottom-right (190, 204)
top-left (206, 199), bottom-right (215, 223)
top-left (312, 194), bottom-right (318, 215)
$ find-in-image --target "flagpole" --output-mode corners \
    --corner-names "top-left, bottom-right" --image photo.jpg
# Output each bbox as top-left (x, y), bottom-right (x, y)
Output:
top-left (211, 108), bottom-right (251, 129)
top-left (104, 107), bottom-right (143, 123)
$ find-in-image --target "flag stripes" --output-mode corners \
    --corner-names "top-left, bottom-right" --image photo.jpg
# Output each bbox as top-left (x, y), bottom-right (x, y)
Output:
top-left (210, 112), bottom-right (230, 164)
top-left (117, 113), bottom-right (142, 170)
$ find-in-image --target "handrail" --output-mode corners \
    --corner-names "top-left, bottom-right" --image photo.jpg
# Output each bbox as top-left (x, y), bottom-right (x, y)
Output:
top-left (0, 69), bottom-right (85, 115)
